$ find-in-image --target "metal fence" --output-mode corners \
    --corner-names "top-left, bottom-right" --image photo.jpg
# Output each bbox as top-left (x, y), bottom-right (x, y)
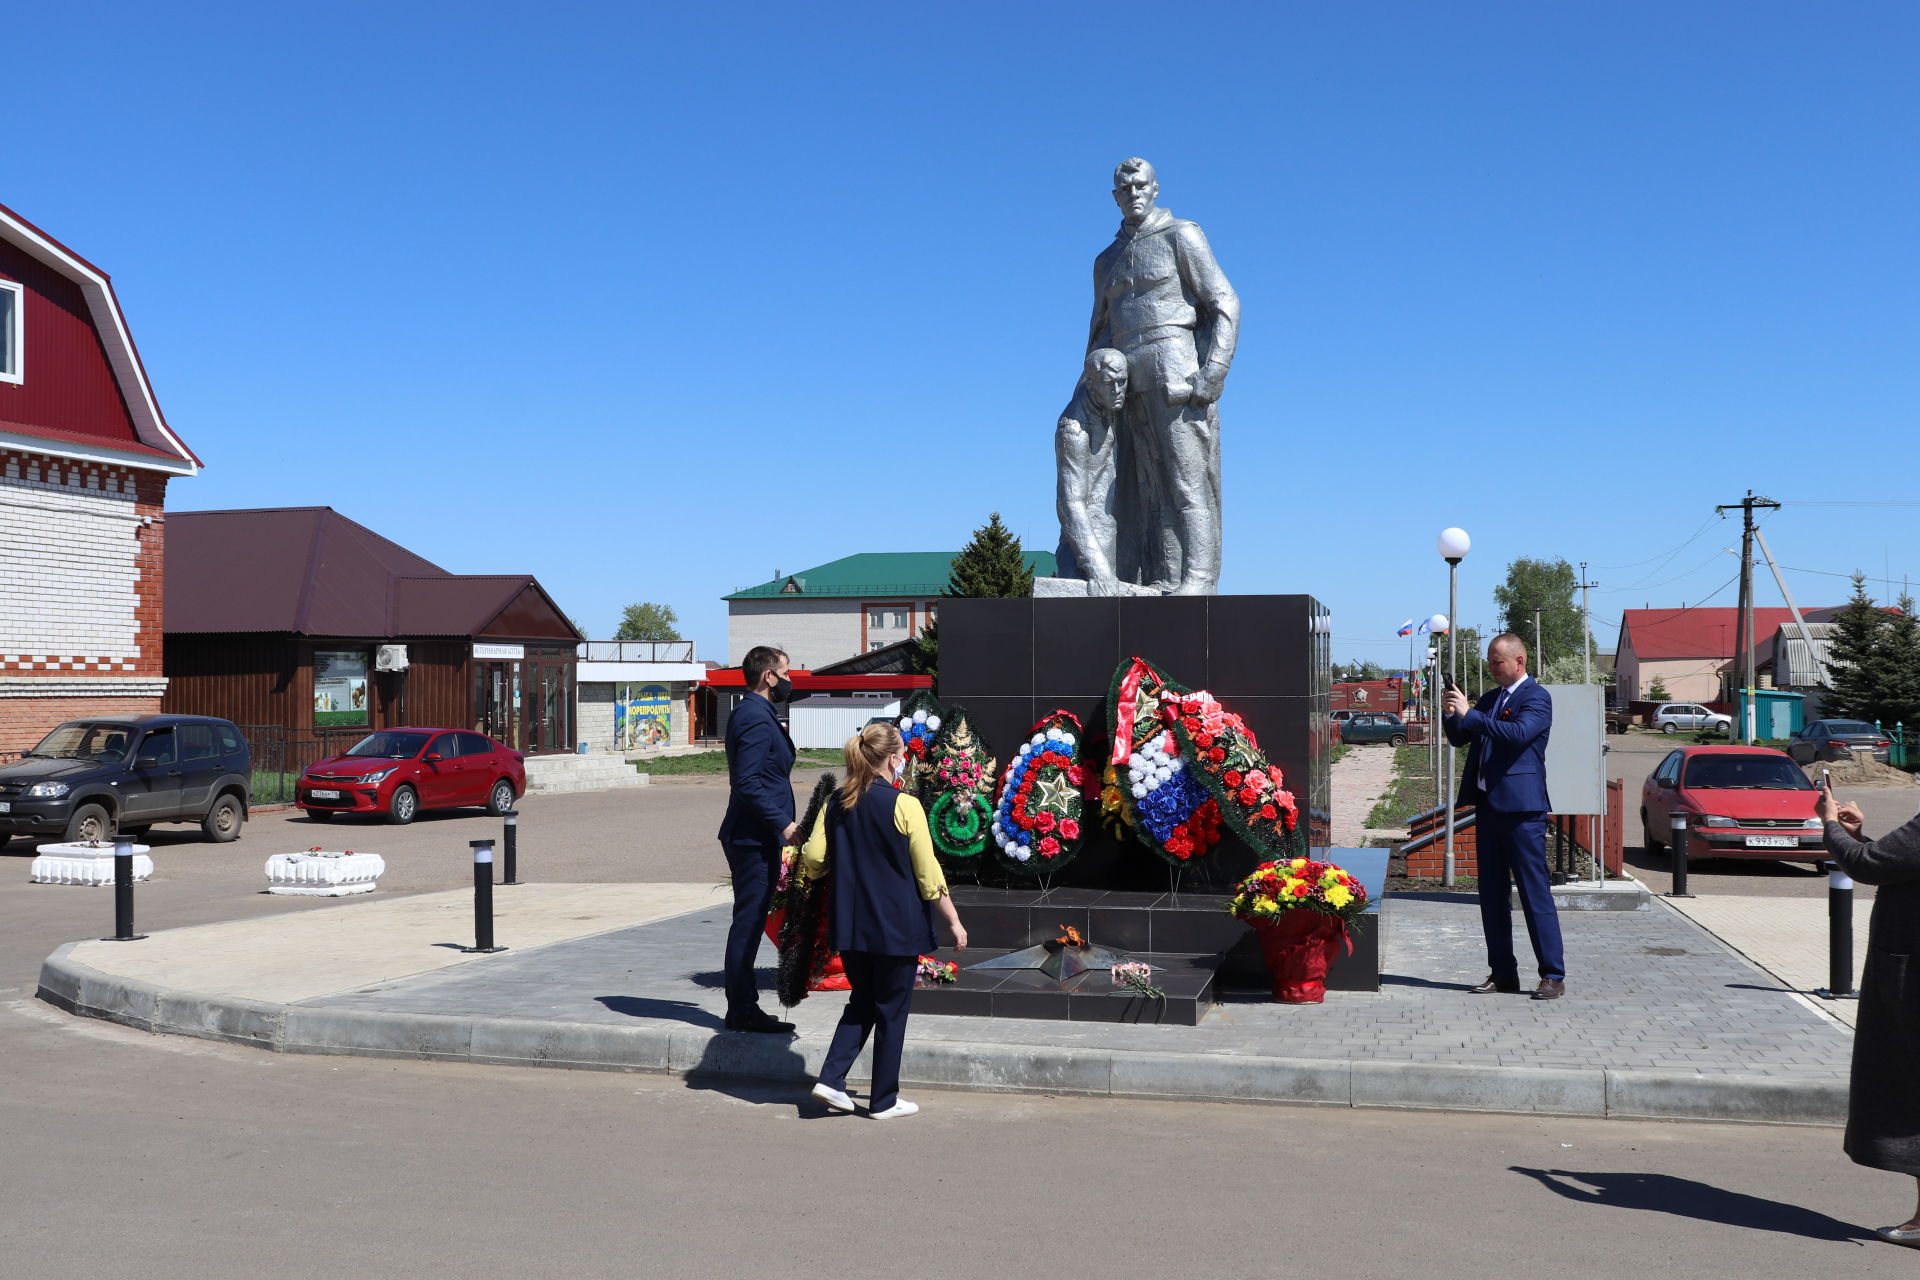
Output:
top-left (578, 641), bottom-right (696, 663)
top-left (238, 725), bottom-right (366, 805)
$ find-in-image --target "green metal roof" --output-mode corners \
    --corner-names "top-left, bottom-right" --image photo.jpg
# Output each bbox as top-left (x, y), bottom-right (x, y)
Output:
top-left (724, 551), bottom-right (1057, 600)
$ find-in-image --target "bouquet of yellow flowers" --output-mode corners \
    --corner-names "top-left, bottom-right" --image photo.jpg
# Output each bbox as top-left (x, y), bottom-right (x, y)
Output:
top-left (1227, 857), bottom-right (1370, 929)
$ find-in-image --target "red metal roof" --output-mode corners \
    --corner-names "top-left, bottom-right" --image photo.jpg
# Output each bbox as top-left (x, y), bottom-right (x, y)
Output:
top-left (701, 668), bottom-right (932, 692)
top-left (165, 507), bottom-right (581, 641)
top-left (1619, 606), bottom-right (1841, 661)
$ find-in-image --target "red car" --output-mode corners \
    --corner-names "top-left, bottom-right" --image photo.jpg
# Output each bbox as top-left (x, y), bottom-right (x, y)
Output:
top-left (1639, 745), bottom-right (1825, 861)
top-left (297, 728), bottom-right (524, 825)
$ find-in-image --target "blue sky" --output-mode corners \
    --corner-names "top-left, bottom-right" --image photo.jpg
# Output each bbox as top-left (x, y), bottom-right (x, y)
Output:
top-left (10, 3), bottom-right (1917, 666)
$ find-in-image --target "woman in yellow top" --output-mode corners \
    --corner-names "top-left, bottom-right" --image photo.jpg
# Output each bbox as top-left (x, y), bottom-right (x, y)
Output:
top-left (803, 722), bottom-right (967, 1119)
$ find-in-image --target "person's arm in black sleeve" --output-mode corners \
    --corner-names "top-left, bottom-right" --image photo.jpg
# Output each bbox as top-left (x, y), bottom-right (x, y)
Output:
top-left (1823, 807), bottom-right (1920, 886)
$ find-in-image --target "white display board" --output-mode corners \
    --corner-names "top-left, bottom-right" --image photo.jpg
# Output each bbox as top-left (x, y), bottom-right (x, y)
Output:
top-left (1542, 683), bottom-right (1605, 815)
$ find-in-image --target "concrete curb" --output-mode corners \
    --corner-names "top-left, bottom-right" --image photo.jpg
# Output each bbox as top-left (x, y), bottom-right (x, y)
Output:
top-left (35, 945), bottom-right (1846, 1127)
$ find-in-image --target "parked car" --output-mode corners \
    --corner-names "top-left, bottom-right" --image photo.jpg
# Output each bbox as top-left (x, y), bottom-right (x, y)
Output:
top-left (1639, 745), bottom-right (1824, 861)
top-left (1330, 709), bottom-right (1358, 724)
top-left (1605, 706), bottom-right (1637, 734)
top-left (296, 727), bottom-right (525, 824)
top-left (0, 714), bottom-right (250, 847)
top-left (1340, 712), bottom-right (1408, 746)
top-left (1652, 702), bottom-right (1732, 735)
top-left (1787, 719), bottom-right (1891, 765)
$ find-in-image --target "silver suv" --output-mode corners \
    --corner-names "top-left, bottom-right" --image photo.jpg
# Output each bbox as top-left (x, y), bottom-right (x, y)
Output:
top-left (1653, 702), bottom-right (1732, 735)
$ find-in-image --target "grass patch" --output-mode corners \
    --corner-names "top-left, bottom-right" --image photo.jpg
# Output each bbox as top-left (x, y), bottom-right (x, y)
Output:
top-left (251, 770), bottom-right (298, 804)
top-left (1329, 742), bottom-right (1352, 768)
top-left (1364, 743), bottom-right (1469, 830)
top-left (634, 748), bottom-right (841, 776)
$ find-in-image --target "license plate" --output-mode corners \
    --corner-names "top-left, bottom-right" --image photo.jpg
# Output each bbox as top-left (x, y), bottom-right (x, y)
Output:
top-left (310, 790), bottom-right (342, 800)
top-left (1745, 834), bottom-right (1796, 848)
top-left (0, 801), bottom-right (9, 812)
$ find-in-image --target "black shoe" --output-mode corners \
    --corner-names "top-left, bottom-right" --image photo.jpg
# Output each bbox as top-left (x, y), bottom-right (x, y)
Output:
top-left (725, 1012), bottom-right (795, 1034)
top-left (1532, 978), bottom-right (1566, 1001)
top-left (1468, 975), bottom-right (1522, 995)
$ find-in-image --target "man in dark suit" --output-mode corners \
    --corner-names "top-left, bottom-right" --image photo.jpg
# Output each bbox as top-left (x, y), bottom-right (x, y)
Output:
top-left (718, 645), bottom-right (799, 1032)
top-left (1442, 633), bottom-right (1566, 1000)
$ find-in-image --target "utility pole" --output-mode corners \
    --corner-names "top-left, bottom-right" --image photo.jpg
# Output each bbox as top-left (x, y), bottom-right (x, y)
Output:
top-left (1578, 563), bottom-right (1599, 684)
top-left (1535, 609), bottom-right (1543, 674)
top-left (1716, 491), bottom-right (1781, 744)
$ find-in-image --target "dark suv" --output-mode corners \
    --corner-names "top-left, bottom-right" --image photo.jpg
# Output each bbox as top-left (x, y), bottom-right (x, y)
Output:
top-left (0, 715), bottom-right (251, 848)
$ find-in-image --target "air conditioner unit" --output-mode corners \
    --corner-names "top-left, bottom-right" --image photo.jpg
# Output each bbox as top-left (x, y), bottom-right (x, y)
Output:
top-left (375, 644), bottom-right (410, 672)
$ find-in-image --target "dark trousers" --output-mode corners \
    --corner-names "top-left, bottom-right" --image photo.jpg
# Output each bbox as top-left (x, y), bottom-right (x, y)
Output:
top-left (721, 840), bottom-right (781, 1018)
top-left (818, 950), bottom-right (918, 1112)
top-left (1476, 810), bottom-right (1566, 982)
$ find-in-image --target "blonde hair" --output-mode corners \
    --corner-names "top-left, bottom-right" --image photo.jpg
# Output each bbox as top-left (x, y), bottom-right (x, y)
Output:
top-left (839, 722), bottom-right (903, 810)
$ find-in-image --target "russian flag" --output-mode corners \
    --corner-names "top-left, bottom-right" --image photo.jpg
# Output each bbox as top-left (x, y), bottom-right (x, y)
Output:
top-left (1395, 619), bottom-right (1414, 636)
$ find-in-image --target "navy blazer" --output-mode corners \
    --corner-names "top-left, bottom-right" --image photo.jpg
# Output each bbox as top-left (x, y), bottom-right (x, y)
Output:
top-left (1444, 677), bottom-right (1553, 814)
top-left (718, 693), bottom-right (797, 849)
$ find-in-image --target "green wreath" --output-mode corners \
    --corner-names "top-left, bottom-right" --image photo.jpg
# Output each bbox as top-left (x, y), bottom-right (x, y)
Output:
top-left (929, 789), bottom-right (992, 858)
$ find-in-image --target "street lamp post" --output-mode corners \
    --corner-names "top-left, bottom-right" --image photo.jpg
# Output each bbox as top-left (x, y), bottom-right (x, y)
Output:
top-left (1437, 528), bottom-right (1471, 886)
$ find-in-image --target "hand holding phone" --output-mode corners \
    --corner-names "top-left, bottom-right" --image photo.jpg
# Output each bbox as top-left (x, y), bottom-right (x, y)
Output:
top-left (1442, 673), bottom-right (1459, 693)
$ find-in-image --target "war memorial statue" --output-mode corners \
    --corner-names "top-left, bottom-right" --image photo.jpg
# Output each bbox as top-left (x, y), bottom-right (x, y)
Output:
top-left (1043, 158), bottom-right (1240, 597)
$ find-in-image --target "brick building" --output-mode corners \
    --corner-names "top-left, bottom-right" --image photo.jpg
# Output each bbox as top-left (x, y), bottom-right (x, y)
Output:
top-left (0, 202), bottom-right (200, 752)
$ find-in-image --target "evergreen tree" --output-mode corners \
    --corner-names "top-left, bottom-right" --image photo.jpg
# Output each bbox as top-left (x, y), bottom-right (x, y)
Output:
top-left (1824, 574), bottom-right (1890, 721)
top-left (1646, 674), bottom-right (1670, 701)
top-left (1876, 594), bottom-right (1920, 729)
top-left (912, 512), bottom-right (1035, 683)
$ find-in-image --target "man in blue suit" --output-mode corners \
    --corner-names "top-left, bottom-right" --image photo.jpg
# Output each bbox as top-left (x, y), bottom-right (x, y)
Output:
top-left (718, 645), bottom-right (799, 1032)
top-left (1442, 633), bottom-right (1566, 1000)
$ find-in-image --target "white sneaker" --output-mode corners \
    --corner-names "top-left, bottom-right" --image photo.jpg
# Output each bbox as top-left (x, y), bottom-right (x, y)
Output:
top-left (810, 1083), bottom-right (855, 1113)
top-left (868, 1100), bottom-right (919, 1120)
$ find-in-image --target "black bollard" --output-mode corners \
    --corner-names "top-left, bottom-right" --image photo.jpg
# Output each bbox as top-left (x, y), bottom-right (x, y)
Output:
top-left (1815, 862), bottom-right (1858, 999)
top-left (1664, 812), bottom-right (1694, 898)
top-left (101, 835), bottom-right (147, 942)
top-left (500, 810), bottom-right (520, 886)
top-left (461, 839), bottom-right (507, 954)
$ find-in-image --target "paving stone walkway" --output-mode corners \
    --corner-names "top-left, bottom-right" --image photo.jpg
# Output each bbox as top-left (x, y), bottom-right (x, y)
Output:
top-left (1330, 744), bottom-right (1402, 847)
top-left (1663, 894), bottom-right (1868, 1029)
top-left (292, 889), bottom-right (1848, 1079)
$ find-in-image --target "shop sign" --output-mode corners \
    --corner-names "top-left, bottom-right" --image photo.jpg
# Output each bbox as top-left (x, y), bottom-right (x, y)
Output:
top-left (314, 650), bottom-right (370, 727)
top-left (616, 683), bottom-right (673, 750)
top-left (474, 643), bottom-right (526, 660)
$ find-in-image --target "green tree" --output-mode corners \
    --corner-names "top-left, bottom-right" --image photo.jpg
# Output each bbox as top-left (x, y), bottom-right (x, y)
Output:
top-left (1334, 659), bottom-right (1389, 682)
top-left (1823, 575), bottom-right (1891, 722)
top-left (912, 512), bottom-right (1035, 682)
top-left (1880, 595), bottom-right (1920, 730)
top-left (1491, 558), bottom-right (1588, 671)
top-left (1540, 653), bottom-right (1612, 685)
top-left (1645, 673), bottom-right (1670, 701)
top-left (613, 601), bottom-right (681, 642)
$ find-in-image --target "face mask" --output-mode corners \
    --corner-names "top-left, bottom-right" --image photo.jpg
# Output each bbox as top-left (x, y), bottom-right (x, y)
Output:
top-left (892, 759), bottom-right (907, 780)
top-left (769, 675), bottom-right (792, 701)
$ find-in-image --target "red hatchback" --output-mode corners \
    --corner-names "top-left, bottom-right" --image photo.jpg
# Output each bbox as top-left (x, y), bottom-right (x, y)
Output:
top-left (1640, 745), bottom-right (1825, 861)
top-left (297, 728), bottom-right (525, 825)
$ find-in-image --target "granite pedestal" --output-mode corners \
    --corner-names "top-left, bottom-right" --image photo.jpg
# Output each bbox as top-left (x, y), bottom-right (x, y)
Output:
top-left (938, 593), bottom-right (1332, 894)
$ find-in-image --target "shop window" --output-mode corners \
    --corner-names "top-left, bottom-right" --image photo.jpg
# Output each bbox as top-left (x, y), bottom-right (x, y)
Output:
top-left (0, 281), bottom-right (20, 384)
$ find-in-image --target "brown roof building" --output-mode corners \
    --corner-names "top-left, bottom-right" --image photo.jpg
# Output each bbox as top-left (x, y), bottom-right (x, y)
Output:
top-left (163, 507), bottom-right (582, 756)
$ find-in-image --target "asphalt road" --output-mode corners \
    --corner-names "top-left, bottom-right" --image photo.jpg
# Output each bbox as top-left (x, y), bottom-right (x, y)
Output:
top-left (3, 770), bottom-right (1911, 1278)
top-left (1606, 732), bottom-right (1915, 898)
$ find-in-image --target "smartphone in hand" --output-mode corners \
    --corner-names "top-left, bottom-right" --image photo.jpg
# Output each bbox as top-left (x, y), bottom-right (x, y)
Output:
top-left (1442, 673), bottom-right (1459, 693)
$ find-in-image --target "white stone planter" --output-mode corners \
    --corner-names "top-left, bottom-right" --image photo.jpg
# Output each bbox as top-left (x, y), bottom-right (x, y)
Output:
top-left (31, 842), bottom-right (154, 886)
top-left (265, 850), bottom-right (385, 896)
